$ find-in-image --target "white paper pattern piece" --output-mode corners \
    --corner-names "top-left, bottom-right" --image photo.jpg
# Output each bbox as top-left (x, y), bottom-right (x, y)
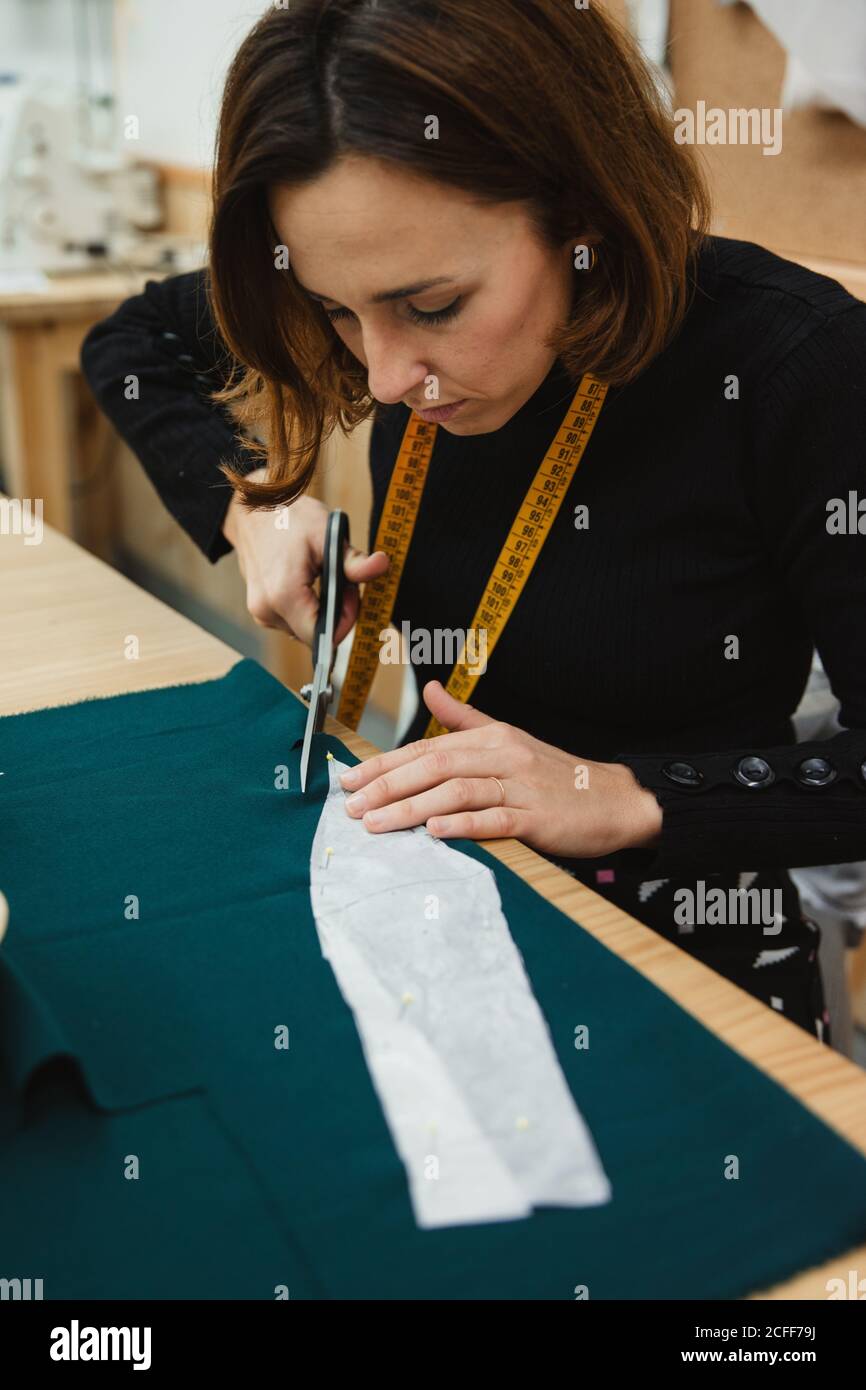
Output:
top-left (309, 759), bottom-right (612, 1229)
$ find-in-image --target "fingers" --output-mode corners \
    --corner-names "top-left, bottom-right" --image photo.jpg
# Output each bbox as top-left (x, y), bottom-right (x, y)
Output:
top-left (349, 776), bottom-right (520, 836)
top-left (294, 540), bottom-right (387, 647)
top-left (247, 594), bottom-right (299, 638)
top-left (341, 743), bottom-right (509, 807)
top-left (251, 613), bottom-right (295, 637)
top-left (421, 680), bottom-right (492, 732)
top-left (278, 584), bottom-right (319, 645)
top-left (311, 546), bottom-right (388, 647)
top-left (343, 546), bottom-right (390, 582)
top-left (244, 532), bottom-right (389, 648)
top-left (252, 581), bottom-right (322, 645)
top-left (427, 807), bottom-right (525, 841)
top-left (332, 546), bottom-right (387, 645)
top-left (338, 690), bottom-right (496, 795)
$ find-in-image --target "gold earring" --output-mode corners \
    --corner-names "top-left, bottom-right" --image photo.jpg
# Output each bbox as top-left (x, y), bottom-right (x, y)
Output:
top-left (589, 245), bottom-right (598, 272)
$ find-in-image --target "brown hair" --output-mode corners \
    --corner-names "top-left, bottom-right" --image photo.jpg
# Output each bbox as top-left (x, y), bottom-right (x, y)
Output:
top-left (209, 0), bottom-right (710, 511)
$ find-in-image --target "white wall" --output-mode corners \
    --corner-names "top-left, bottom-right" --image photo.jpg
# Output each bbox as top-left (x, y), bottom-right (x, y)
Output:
top-left (0, 0), bottom-right (86, 78)
top-left (0, 0), bottom-right (267, 168)
top-left (115, 0), bottom-right (267, 167)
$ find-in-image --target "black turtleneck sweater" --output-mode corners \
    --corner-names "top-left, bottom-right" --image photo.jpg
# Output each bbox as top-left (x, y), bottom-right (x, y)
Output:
top-left (80, 235), bottom-right (866, 881)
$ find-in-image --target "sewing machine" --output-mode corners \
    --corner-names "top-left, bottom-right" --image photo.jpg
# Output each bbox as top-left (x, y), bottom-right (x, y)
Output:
top-left (0, 76), bottom-right (161, 274)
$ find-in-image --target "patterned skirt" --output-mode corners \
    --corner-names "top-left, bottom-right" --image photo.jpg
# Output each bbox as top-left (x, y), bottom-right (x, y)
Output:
top-left (552, 862), bottom-right (830, 1046)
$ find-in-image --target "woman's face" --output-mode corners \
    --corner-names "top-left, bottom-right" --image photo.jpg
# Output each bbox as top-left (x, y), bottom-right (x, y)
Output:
top-left (268, 156), bottom-right (577, 435)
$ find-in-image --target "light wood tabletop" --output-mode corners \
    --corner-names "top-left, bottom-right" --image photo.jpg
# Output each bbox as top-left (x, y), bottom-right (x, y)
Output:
top-left (2, 509), bottom-right (865, 1300)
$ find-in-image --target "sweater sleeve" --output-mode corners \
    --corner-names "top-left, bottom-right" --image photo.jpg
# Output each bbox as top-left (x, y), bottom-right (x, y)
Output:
top-left (80, 267), bottom-right (263, 563)
top-left (612, 301), bottom-right (866, 876)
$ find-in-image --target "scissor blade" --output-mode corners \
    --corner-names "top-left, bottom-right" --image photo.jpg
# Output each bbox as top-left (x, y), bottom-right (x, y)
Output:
top-left (299, 663), bottom-right (328, 793)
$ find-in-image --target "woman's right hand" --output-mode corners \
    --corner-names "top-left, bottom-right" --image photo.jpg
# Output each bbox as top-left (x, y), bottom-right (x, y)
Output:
top-left (222, 468), bottom-right (390, 646)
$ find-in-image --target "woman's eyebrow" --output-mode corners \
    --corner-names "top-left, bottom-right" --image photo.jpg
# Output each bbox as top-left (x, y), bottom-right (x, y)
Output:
top-left (295, 275), bottom-right (456, 305)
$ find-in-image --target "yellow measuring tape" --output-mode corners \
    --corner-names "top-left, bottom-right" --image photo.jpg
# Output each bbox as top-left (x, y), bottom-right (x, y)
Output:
top-left (336, 372), bottom-right (608, 737)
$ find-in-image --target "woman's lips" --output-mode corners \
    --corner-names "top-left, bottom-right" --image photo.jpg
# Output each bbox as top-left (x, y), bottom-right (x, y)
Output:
top-left (412, 398), bottom-right (468, 423)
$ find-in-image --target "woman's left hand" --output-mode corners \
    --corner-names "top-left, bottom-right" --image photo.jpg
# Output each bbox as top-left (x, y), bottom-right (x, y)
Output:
top-left (339, 680), bottom-right (663, 858)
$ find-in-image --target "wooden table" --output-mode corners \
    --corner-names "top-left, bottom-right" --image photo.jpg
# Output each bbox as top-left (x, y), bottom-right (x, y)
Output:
top-left (2, 511), bottom-right (865, 1300)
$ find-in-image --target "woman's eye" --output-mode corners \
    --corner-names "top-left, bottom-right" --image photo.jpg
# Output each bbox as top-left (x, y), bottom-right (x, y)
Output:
top-left (406, 298), bottom-right (462, 326)
top-left (324, 298), bottom-right (462, 326)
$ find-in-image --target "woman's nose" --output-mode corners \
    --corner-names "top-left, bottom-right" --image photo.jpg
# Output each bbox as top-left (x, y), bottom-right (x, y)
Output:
top-left (362, 331), bottom-right (430, 407)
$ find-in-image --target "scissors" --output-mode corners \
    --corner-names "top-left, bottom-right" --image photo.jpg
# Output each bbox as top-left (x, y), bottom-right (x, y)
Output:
top-left (299, 509), bottom-right (350, 793)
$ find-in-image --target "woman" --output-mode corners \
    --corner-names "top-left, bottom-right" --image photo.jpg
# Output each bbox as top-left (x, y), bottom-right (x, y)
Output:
top-left (81, 0), bottom-right (866, 1044)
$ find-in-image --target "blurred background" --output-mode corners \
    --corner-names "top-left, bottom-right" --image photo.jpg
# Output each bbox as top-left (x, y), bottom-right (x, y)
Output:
top-left (1, 0), bottom-right (865, 1051)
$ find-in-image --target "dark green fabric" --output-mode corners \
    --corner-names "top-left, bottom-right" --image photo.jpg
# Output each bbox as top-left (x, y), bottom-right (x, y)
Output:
top-left (1, 658), bottom-right (865, 1299)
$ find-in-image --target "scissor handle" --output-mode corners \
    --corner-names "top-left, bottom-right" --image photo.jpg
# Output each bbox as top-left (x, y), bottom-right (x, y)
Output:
top-left (314, 509), bottom-right (350, 665)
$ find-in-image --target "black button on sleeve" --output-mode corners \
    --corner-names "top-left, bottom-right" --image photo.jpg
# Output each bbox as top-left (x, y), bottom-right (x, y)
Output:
top-left (661, 761), bottom-right (703, 787)
top-left (732, 755), bottom-right (775, 788)
top-left (795, 756), bottom-right (837, 787)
